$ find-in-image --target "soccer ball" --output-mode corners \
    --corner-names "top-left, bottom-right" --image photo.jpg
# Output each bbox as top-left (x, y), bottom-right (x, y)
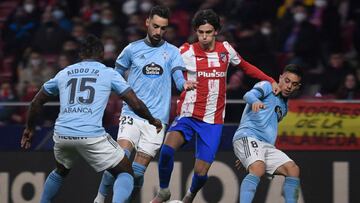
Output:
top-left (167, 200), bottom-right (183, 203)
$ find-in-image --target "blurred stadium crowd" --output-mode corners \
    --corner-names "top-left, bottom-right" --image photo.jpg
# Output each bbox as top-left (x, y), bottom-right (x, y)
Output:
top-left (0, 0), bottom-right (359, 126)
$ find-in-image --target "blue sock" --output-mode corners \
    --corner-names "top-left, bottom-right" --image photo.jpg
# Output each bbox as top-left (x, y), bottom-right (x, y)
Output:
top-left (158, 145), bottom-right (175, 189)
top-left (240, 173), bottom-right (260, 203)
top-left (190, 173), bottom-right (208, 194)
top-left (283, 177), bottom-right (300, 203)
top-left (128, 162), bottom-right (146, 201)
top-left (98, 170), bottom-right (115, 197)
top-left (113, 172), bottom-right (134, 203)
top-left (124, 149), bottom-right (131, 159)
top-left (40, 170), bottom-right (65, 203)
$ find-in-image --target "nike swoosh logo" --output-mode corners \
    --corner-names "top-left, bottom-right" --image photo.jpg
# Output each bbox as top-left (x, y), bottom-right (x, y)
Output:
top-left (196, 58), bottom-right (205, 61)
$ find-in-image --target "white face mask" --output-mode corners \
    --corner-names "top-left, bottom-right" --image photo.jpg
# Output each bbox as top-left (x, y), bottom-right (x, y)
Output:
top-left (23, 3), bottom-right (34, 13)
top-left (90, 13), bottom-right (100, 22)
top-left (260, 27), bottom-right (271, 35)
top-left (315, 0), bottom-right (327, 8)
top-left (140, 1), bottom-right (152, 12)
top-left (294, 12), bottom-right (306, 23)
top-left (101, 18), bottom-right (113, 25)
top-left (104, 43), bottom-right (116, 52)
top-left (30, 59), bottom-right (41, 67)
top-left (52, 10), bottom-right (64, 20)
top-left (122, 0), bottom-right (137, 15)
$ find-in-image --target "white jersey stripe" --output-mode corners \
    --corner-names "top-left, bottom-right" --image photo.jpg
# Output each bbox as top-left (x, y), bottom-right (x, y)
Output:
top-left (203, 79), bottom-right (220, 123)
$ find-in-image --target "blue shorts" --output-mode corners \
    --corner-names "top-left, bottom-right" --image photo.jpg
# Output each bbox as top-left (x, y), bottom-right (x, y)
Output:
top-left (168, 117), bottom-right (223, 163)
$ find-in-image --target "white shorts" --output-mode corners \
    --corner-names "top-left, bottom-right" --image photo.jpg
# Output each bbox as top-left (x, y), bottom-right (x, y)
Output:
top-left (233, 137), bottom-right (292, 175)
top-left (53, 133), bottom-right (125, 172)
top-left (117, 116), bottom-right (166, 157)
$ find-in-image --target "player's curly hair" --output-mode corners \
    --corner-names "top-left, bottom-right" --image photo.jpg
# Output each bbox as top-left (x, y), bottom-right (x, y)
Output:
top-left (79, 34), bottom-right (104, 59)
top-left (192, 9), bottom-right (221, 31)
top-left (149, 5), bottom-right (170, 19)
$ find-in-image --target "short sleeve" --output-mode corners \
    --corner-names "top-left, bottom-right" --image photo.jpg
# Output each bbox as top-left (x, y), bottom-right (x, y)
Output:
top-left (223, 41), bottom-right (242, 66)
top-left (43, 75), bottom-right (59, 96)
top-left (253, 81), bottom-right (273, 99)
top-left (110, 70), bottom-right (131, 95)
top-left (115, 44), bottom-right (132, 72)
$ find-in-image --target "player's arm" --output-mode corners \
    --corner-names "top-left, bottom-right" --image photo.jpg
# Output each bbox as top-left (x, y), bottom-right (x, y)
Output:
top-left (114, 45), bottom-right (132, 77)
top-left (21, 88), bottom-right (53, 149)
top-left (121, 89), bottom-right (162, 132)
top-left (243, 82), bottom-right (271, 112)
top-left (237, 59), bottom-right (280, 94)
top-left (172, 70), bottom-right (197, 91)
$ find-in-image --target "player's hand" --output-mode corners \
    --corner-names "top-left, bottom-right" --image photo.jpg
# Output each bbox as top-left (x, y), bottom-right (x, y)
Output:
top-left (271, 82), bottom-right (280, 95)
top-left (183, 80), bottom-right (198, 91)
top-left (149, 118), bottom-right (163, 133)
top-left (21, 128), bottom-right (34, 149)
top-left (252, 102), bottom-right (265, 112)
top-left (235, 159), bottom-right (244, 170)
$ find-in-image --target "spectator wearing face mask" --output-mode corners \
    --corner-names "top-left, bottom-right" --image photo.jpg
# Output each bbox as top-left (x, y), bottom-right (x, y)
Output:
top-left (278, 2), bottom-right (320, 71)
top-left (16, 50), bottom-right (55, 98)
top-left (309, 0), bottom-right (342, 65)
top-left (102, 36), bottom-right (119, 67)
top-left (2, 0), bottom-right (41, 55)
top-left (31, 6), bottom-right (70, 54)
top-left (51, 5), bottom-right (73, 32)
top-left (87, 7), bottom-right (121, 38)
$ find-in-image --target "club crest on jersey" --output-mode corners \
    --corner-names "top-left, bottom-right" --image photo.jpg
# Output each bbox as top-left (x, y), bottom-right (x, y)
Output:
top-left (142, 62), bottom-right (163, 78)
top-left (219, 52), bottom-right (227, 63)
top-left (275, 106), bottom-right (283, 122)
top-left (163, 52), bottom-right (169, 60)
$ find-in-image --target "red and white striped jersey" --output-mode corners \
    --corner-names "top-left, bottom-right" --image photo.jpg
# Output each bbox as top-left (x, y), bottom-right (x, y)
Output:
top-left (177, 41), bottom-right (275, 124)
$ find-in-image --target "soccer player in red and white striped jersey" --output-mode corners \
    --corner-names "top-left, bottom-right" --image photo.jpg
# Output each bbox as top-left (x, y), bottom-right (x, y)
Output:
top-left (152, 9), bottom-right (280, 203)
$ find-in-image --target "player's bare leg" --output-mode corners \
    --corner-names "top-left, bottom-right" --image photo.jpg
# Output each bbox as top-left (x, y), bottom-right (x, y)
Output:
top-left (151, 131), bottom-right (185, 203)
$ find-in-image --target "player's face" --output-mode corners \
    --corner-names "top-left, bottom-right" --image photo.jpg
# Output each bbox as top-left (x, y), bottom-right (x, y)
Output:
top-left (279, 72), bottom-right (301, 97)
top-left (146, 15), bottom-right (168, 45)
top-left (196, 23), bottom-right (217, 50)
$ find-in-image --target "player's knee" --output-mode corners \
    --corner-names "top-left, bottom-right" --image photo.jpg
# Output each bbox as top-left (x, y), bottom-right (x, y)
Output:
top-left (109, 156), bottom-right (134, 177)
top-left (159, 145), bottom-right (175, 163)
top-left (286, 162), bottom-right (300, 177)
top-left (248, 161), bottom-right (266, 177)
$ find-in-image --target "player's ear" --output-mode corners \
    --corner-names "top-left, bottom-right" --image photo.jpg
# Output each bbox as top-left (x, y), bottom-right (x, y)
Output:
top-left (146, 18), bottom-right (150, 27)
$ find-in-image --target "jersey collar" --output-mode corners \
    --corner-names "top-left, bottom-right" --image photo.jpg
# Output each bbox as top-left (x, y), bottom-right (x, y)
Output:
top-left (144, 37), bottom-right (165, 47)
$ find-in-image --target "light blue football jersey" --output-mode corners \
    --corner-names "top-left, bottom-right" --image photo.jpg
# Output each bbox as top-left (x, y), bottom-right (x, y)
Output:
top-left (43, 60), bottom-right (131, 137)
top-left (115, 39), bottom-right (185, 124)
top-left (232, 81), bottom-right (288, 145)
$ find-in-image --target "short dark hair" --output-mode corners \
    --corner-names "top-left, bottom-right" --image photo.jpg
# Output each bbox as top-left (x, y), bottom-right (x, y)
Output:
top-left (149, 5), bottom-right (170, 19)
top-left (79, 34), bottom-right (104, 59)
top-left (283, 64), bottom-right (303, 79)
top-left (192, 9), bottom-right (221, 31)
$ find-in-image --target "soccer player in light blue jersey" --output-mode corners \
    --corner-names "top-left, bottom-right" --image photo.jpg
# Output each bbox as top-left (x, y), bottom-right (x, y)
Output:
top-left (94, 5), bottom-right (196, 203)
top-left (233, 64), bottom-right (303, 203)
top-left (20, 34), bottom-right (162, 203)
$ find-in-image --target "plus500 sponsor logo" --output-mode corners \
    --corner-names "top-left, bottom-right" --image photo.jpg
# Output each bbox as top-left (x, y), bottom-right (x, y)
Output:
top-left (197, 71), bottom-right (226, 78)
